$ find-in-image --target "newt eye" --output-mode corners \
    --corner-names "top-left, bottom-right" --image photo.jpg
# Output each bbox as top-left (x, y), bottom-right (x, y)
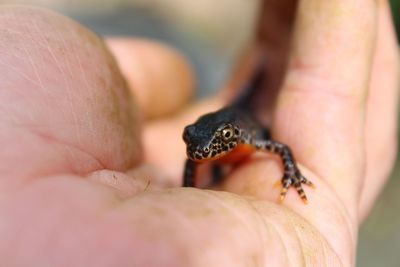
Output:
top-left (221, 126), bottom-right (234, 141)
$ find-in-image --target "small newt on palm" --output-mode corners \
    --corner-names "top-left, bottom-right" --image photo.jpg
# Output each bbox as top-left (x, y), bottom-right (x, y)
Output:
top-left (182, 60), bottom-right (314, 203)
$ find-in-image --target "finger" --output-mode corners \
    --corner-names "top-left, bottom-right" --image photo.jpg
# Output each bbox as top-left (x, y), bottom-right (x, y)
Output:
top-left (106, 38), bottom-right (195, 119)
top-left (0, 6), bottom-right (141, 190)
top-left (254, 0), bottom-right (298, 115)
top-left (274, 0), bottom-right (377, 216)
top-left (359, 1), bottom-right (400, 221)
top-left (255, 0), bottom-right (378, 263)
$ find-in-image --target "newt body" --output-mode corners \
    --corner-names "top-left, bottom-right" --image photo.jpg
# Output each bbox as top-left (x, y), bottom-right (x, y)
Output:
top-left (182, 64), bottom-right (313, 203)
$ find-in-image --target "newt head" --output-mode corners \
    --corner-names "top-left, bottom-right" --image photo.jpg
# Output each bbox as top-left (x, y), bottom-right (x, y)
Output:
top-left (182, 109), bottom-right (242, 162)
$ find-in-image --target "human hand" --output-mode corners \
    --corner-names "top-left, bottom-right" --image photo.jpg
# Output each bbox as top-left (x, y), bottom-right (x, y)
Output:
top-left (0, 2), bottom-right (398, 267)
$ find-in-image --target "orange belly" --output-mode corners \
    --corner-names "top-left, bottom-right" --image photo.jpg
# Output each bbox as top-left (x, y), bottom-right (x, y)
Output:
top-left (216, 144), bottom-right (256, 164)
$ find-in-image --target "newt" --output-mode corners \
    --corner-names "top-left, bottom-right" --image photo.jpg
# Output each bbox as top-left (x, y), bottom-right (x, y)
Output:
top-left (182, 61), bottom-right (314, 203)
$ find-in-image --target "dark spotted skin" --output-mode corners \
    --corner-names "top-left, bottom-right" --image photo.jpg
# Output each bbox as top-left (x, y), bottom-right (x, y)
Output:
top-left (182, 64), bottom-right (314, 203)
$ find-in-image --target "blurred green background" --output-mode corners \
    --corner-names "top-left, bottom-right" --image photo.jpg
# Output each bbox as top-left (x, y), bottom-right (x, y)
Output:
top-left (1, 0), bottom-right (398, 265)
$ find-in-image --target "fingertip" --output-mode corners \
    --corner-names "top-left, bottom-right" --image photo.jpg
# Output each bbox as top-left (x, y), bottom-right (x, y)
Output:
top-left (107, 38), bottom-right (195, 119)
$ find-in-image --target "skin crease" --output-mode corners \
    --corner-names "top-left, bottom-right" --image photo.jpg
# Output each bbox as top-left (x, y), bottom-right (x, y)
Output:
top-left (0, 2), bottom-right (398, 267)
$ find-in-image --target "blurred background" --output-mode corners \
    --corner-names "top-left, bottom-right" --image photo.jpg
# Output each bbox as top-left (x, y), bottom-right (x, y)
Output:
top-left (0, 0), bottom-right (398, 266)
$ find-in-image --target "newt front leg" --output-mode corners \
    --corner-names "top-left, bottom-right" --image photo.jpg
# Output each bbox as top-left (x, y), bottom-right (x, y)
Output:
top-left (253, 138), bottom-right (314, 203)
top-left (183, 159), bottom-right (197, 187)
top-left (183, 162), bottom-right (223, 188)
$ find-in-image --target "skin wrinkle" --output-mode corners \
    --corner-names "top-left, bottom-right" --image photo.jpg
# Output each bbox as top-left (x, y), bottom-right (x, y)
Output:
top-left (202, 190), bottom-right (259, 234)
top-left (183, 191), bottom-right (262, 263)
top-left (30, 127), bottom-right (106, 171)
top-left (0, 57), bottom-right (40, 88)
top-left (299, 223), bottom-right (345, 267)
top-left (291, 225), bottom-right (306, 267)
top-left (299, 186), bottom-right (357, 266)
top-left (135, 190), bottom-right (263, 266)
top-left (245, 199), bottom-right (284, 267)
top-left (292, 214), bottom-right (343, 266)
top-left (22, 37), bottom-right (48, 95)
top-left (283, 69), bottom-right (368, 105)
top-left (319, 235), bottom-right (344, 267)
top-left (254, 205), bottom-right (299, 267)
top-left (0, 99), bottom-right (19, 125)
top-left (202, 193), bottom-right (274, 266)
top-left (68, 26), bottom-right (94, 148)
top-left (35, 16), bottom-right (80, 148)
top-left (245, 199), bottom-right (269, 267)
top-left (278, 87), bottom-right (365, 149)
top-left (0, 26), bottom-right (45, 90)
top-left (304, 164), bottom-right (357, 255)
top-left (322, 192), bottom-right (356, 264)
top-left (256, 213), bottom-right (290, 267)
top-left (287, 210), bottom-right (329, 266)
top-left (302, 168), bottom-right (356, 265)
top-left (146, 198), bottom-right (207, 257)
top-left (316, 231), bottom-right (329, 267)
top-left (2, 47), bottom-right (57, 127)
top-left (265, 203), bottom-right (344, 267)
top-left (115, 191), bottom-right (213, 265)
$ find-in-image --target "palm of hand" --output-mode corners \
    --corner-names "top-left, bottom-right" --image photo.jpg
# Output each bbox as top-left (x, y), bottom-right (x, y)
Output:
top-left (0, 2), bottom-right (398, 267)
